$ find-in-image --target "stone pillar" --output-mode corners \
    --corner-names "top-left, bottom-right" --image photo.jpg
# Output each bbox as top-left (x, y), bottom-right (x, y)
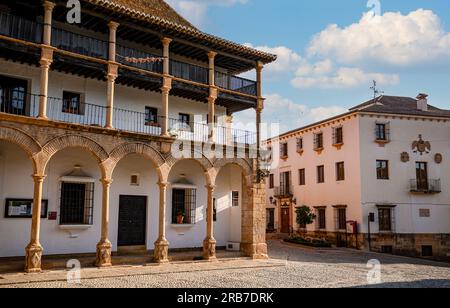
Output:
top-left (207, 52), bottom-right (217, 142)
top-left (161, 38), bottom-right (172, 137)
top-left (255, 61), bottom-right (264, 182)
top-left (203, 184), bottom-right (217, 261)
top-left (25, 174), bottom-right (46, 273)
top-left (105, 21), bottom-right (119, 129)
top-left (225, 112), bottom-right (233, 145)
top-left (154, 182), bottom-right (169, 263)
top-left (38, 2), bottom-right (55, 119)
top-left (241, 180), bottom-right (268, 260)
top-left (96, 178), bottom-right (113, 267)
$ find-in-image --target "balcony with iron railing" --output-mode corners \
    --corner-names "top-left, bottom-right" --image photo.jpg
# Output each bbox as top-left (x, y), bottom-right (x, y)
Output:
top-left (274, 185), bottom-right (294, 198)
top-left (0, 93), bottom-right (256, 146)
top-left (0, 12), bottom-right (257, 98)
top-left (410, 179), bottom-right (441, 194)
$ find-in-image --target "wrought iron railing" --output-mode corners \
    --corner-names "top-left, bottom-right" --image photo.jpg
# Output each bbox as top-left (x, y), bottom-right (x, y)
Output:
top-left (52, 26), bottom-right (109, 60)
top-left (215, 71), bottom-right (257, 96)
top-left (410, 179), bottom-right (441, 193)
top-left (1, 93), bottom-right (256, 146)
top-left (274, 185), bottom-right (294, 197)
top-left (0, 11), bottom-right (42, 43)
top-left (170, 60), bottom-right (209, 84)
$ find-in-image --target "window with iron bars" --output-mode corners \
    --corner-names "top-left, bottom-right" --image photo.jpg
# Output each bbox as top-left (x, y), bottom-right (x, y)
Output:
top-left (172, 188), bottom-right (197, 224)
top-left (334, 207), bottom-right (347, 231)
top-left (314, 132), bottom-right (324, 150)
top-left (60, 182), bottom-right (94, 225)
top-left (280, 142), bottom-right (288, 158)
top-left (316, 207), bottom-right (326, 230)
top-left (296, 137), bottom-right (304, 152)
top-left (375, 122), bottom-right (390, 141)
top-left (378, 206), bottom-right (396, 232)
top-left (333, 126), bottom-right (344, 145)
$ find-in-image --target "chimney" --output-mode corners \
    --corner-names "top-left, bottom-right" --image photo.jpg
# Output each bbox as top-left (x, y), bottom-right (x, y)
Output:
top-left (416, 93), bottom-right (428, 111)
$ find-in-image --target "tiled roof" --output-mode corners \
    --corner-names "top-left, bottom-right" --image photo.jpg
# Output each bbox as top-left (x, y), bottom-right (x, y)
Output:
top-left (85, 0), bottom-right (277, 64)
top-left (350, 95), bottom-right (450, 118)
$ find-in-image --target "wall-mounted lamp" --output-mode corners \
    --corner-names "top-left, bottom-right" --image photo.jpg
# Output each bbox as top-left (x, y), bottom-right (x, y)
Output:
top-left (292, 198), bottom-right (297, 205)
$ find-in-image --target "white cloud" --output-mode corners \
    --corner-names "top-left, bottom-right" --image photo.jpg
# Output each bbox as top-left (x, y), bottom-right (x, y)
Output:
top-left (166, 0), bottom-right (247, 28)
top-left (292, 66), bottom-right (400, 89)
top-left (233, 94), bottom-right (346, 134)
top-left (307, 9), bottom-right (450, 66)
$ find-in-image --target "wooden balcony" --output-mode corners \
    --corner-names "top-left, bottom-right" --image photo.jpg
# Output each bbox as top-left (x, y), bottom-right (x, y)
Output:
top-left (0, 11), bottom-right (258, 113)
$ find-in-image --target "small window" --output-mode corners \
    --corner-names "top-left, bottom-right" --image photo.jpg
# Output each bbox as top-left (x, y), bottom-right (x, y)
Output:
top-left (375, 123), bottom-right (389, 141)
top-left (299, 169), bottom-right (306, 186)
top-left (378, 208), bottom-right (393, 231)
top-left (296, 138), bottom-right (304, 152)
top-left (130, 174), bottom-right (140, 186)
top-left (232, 191), bottom-right (239, 207)
top-left (376, 160), bottom-right (389, 180)
top-left (333, 127), bottom-right (344, 145)
top-left (336, 162), bottom-right (345, 181)
top-left (269, 174), bottom-right (274, 189)
top-left (422, 245), bottom-right (433, 257)
top-left (62, 91), bottom-right (83, 115)
top-left (280, 142), bottom-right (288, 158)
top-left (317, 165), bottom-right (325, 183)
top-left (213, 198), bottom-right (217, 222)
top-left (145, 107), bottom-right (158, 125)
top-left (178, 113), bottom-right (192, 131)
top-left (60, 182), bottom-right (94, 225)
top-left (316, 208), bottom-right (326, 230)
top-left (314, 133), bottom-right (324, 150)
top-left (172, 188), bottom-right (197, 224)
top-left (267, 208), bottom-right (275, 231)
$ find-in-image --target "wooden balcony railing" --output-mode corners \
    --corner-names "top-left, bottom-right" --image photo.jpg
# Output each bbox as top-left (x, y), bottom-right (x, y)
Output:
top-left (215, 71), bottom-right (257, 96)
top-left (170, 60), bottom-right (209, 84)
top-left (0, 93), bottom-right (256, 146)
top-left (0, 11), bottom-right (42, 43)
top-left (116, 44), bottom-right (163, 74)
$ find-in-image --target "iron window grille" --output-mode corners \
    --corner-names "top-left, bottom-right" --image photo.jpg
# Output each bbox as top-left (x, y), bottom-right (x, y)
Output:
top-left (213, 198), bottom-right (217, 222)
top-left (269, 174), bottom-right (275, 189)
top-left (378, 207), bottom-right (395, 232)
top-left (314, 132), bottom-right (324, 150)
top-left (62, 91), bottom-right (84, 115)
top-left (375, 122), bottom-right (390, 141)
top-left (232, 191), bottom-right (240, 207)
top-left (172, 188), bottom-right (197, 224)
top-left (299, 169), bottom-right (306, 186)
top-left (266, 208), bottom-right (275, 231)
top-left (316, 208), bottom-right (326, 230)
top-left (296, 137), bottom-right (304, 152)
top-left (333, 126), bottom-right (344, 145)
top-left (280, 142), bottom-right (288, 158)
top-left (317, 165), bottom-right (325, 183)
top-left (60, 182), bottom-right (94, 225)
top-left (336, 162), bottom-right (345, 181)
top-left (376, 160), bottom-right (389, 180)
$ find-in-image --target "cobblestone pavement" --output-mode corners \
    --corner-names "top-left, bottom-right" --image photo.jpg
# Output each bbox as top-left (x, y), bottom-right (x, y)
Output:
top-left (1, 240), bottom-right (449, 288)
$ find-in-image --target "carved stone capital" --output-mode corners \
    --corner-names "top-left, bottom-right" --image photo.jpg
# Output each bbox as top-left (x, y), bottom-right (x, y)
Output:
top-left (154, 239), bottom-right (170, 264)
top-left (108, 21), bottom-right (120, 32)
top-left (158, 182), bottom-right (168, 190)
top-left (32, 174), bottom-right (46, 184)
top-left (161, 37), bottom-right (172, 47)
top-left (25, 242), bottom-right (43, 273)
top-left (256, 98), bottom-right (265, 112)
top-left (207, 51), bottom-right (217, 60)
top-left (205, 184), bottom-right (216, 192)
top-left (100, 178), bottom-right (113, 187)
top-left (43, 1), bottom-right (56, 12)
top-left (162, 77), bottom-right (172, 92)
top-left (209, 87), bottom-right (218, 100)
top-left (40, 46), bottom-right (54, 62)
top-left (203, 237), bottom-right (217, 261)
top-left (96, 240), bottom-right (112, 268)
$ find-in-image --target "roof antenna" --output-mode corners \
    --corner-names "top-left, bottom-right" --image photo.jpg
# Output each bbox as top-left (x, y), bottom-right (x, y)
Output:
top-left (370, 80), bottom-right (384, 102)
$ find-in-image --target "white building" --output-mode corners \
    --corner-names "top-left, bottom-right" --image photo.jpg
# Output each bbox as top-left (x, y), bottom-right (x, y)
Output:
top-left (265, 94), bottom-right (450, 261)
top-left (0, 0), bottom-right (275, 272)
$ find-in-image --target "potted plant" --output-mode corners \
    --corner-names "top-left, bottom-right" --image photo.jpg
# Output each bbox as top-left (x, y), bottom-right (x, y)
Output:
top-left (176, 211), bottom-right (185, 224)
top-left (296, 206), bottom-right (316, 234)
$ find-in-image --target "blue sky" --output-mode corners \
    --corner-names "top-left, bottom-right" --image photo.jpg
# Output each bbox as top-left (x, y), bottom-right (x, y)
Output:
top-left (167, 0), bottom-right (450, 133)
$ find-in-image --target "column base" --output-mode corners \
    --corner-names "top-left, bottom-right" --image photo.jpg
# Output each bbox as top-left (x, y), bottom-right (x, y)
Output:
top-left (38, 115), bottom-right (48, 120)
top-left (25, 242), bottom-right (43, 273)
top-left (203, 238), bottom-right (217, 261)
top-left (241, 243), bottom-right (269, 260)
top-left (154, 239), bottom-right (170, 263)
top-left (96, 240), bottom-right (112, 268)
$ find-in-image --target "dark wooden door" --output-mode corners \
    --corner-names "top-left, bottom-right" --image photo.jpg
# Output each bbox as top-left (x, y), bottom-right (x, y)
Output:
top-left (281, 207), bottom-right (290, 233)
top-left (118, 196), bottom-right (147, 247)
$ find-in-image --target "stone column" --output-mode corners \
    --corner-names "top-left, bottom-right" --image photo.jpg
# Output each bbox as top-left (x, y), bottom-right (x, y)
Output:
top-left (38, 1), bottom-right (55, 119)
top-left (25, 174), bottom-right (46, 273)
top-left (203, 184), bottom-right (217, 261)
top-left (105, 22), bottom-right (119, 129)
top-left (225, 112), bottom-right (233, 145)
top-left (255, 61), bottom-right (264, 182)
top-left (207, 52), bottom-right (217, 142)
top-left (161, 38), bottom-right (172, 137)
top-left (154, 182), bottom-right (169, 263)
top-left (96, 178), bottom-right (113, 267)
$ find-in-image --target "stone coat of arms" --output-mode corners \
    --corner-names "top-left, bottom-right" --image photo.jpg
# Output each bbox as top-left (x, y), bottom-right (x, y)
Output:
top-left (412, 135), bottom-right (431, 155)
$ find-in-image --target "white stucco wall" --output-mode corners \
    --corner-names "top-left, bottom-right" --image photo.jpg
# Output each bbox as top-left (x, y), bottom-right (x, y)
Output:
top-left (359, 115), bottom-right (450, 234)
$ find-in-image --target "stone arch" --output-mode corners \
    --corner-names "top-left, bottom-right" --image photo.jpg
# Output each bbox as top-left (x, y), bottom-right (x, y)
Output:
top-left (106, 142), bottom-right (167, 182)
top-left (40, 135), bottom-right (109, 177)
top-left (165, 150), bottom-right (215, 186)
top-left (0, 126), bottom-right (42, 173)
top-left (213, 158), bottom-right (254, 187)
